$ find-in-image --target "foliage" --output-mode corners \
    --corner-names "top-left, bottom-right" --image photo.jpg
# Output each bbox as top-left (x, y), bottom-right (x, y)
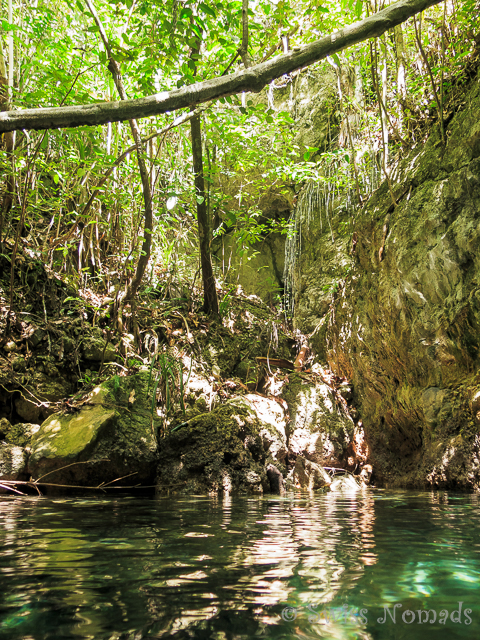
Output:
top-left (0, 0), bottom-right (478, 323)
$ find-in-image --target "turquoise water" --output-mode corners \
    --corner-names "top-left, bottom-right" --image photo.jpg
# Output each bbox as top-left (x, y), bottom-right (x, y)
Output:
top-left (0, 490), bottom-right (479, 639)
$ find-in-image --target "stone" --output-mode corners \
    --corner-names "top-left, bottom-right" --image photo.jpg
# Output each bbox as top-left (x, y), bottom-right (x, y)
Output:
top-left (284, 377), bottom-right (355, 467)
top-left (359, 464), bottom-right (373, 485)
top-left (82, 337), bottom-right (117, 362)
top-left (0, 418), bottom-right (11, 439)
top-left (5, 422), bottom-right (40, 448)
top-left (227, 394), bottom-right (287, 467)
top-left (28, 372), bottom-right (159, 487)
top-left (0, 443), bottom-right (28, 480)
top-left (292, 70), bottom-right (480, 490)
top-left (267, 463), bottom-right (284, 494)
top-left (15, 397), bottom-right (43, 423)
top-left (156, 403), bottom-right (270, 495)
top-left (3, 341), bottom-right (17, 353)
top-left (27, 327), bottom-right (45, 348)
top-left (330, 474), bottom-right (361, 492)
top-left (288, 455), bottom-right (331, 491)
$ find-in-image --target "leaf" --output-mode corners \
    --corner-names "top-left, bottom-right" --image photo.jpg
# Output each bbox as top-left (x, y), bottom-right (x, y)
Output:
top-left (199, 3), bottom-right (216, 18)
top-left (179, 7), bottom-right (193, 20)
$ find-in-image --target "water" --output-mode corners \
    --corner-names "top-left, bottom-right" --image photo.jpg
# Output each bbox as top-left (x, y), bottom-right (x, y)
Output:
top-left (0, 490), bottom-right (479, 639)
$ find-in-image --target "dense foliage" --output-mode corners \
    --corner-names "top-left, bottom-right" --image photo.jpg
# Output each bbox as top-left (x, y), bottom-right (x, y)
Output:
top-left (0, 0), bottom-right (478, 317)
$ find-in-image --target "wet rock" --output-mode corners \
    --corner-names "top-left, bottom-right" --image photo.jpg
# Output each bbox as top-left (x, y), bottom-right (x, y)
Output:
top-left (0, 443), bottom-right (28, 481)
top-left (286, 455), bottom-right (331, 491)
top-left (156, 404), bottom-right (270, 495)
top-left (330, 474), bottom-right (361, 492)
top-left (267, 464), bottom-right (284, 494)
top-left (28, 372), bottom-right (159, 487)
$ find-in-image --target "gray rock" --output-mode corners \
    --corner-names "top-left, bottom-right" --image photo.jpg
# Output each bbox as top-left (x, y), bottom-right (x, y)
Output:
top-left (287, 455), bottom-right (331, 491)
top-left (0, 443), bottom-right (27, 480)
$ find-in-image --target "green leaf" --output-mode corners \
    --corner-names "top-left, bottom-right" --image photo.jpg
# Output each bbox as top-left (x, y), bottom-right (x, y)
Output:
top-left (199, 3), bottom-right (216, 18)
top-left (179, 7), bottom-right (193, 20)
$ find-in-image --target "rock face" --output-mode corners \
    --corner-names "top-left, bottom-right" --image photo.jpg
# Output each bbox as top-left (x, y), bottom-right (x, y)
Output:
top-left (28, 372), bottom-right (159, 487)
top-left (283, 373), bottom-right (359, 468)
top-left (294, 71), bottom-right (480, 490)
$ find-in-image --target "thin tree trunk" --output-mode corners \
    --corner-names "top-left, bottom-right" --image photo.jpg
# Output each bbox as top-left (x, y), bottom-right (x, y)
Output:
top-left (394, 24), bottom-right (407, 132)
top-left (84, 0), bottom-right (152, 311)
top-left (0, 27), bottom-right (15, 237)
top-left (190, 114), bottom-right (219, 315)
top-left (189, 26), bottom-right (219, 316)
top-left (240, 0), bottom-right (251, 68)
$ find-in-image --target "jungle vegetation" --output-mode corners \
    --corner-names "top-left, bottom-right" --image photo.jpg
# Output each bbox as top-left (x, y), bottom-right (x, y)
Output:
top-left (0, 0), bottom-right (478, 330)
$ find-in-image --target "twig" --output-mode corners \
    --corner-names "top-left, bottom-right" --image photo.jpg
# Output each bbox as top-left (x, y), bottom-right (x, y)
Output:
top-left (101, 472), bottom-right (138, 487)
top-left (34, 459), bottom-right (109, 483)
top-left (0, 483), bottom-right (26, 495)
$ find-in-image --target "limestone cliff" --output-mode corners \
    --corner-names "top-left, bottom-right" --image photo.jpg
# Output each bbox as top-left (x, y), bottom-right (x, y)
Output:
top-left (294, 71), bottom-right (480, 490)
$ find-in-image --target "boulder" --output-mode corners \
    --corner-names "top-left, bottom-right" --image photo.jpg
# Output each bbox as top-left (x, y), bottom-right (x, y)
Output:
top-left (330, 474), bottom-right (362, 492)
top-left (28, 372), bottom-right (159, 487)
top-left (0, 443), bottom-right (28, 481)
top-left (286, 455), bottom-right (331, 491)
top-left (267, 463), bottom-right (284, 494)
top-left (283, 375), bottom-right (355, 467)
top-left (156, 403), bottom-right (271, 495)
top-left (82, 337), bottom-right (117, 362)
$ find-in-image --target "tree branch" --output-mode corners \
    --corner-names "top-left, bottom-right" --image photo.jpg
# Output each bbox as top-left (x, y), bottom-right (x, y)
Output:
top-left (0, 0), bottom-right (443, 133)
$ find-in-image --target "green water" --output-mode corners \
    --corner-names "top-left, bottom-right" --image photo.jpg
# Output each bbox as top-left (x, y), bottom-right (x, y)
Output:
top-left (0, 490), bottom-right (479, 639)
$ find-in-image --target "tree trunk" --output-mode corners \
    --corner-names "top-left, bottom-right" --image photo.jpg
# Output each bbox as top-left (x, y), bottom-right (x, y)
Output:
top-left (190, 114), bottom-right (219, 316)
top-left (84, 0), bottom-right (153, 307)
top-left (0, 28), bottom-right (15, 235)
top-left (240, 0), bottom-right (251, 68)
top-left (0, 0), bottom-right (444, 133)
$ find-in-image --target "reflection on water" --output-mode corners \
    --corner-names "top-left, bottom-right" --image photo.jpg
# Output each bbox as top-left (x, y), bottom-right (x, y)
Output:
top-left (0, 490), bottom-right (479, 639)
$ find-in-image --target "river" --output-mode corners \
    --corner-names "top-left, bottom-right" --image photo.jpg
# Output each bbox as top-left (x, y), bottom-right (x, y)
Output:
top-left (0, 489), bottom-right (478, 639)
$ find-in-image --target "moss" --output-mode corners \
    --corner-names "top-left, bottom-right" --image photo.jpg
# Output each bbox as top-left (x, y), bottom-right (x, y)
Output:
top-left (157, 404), bottom-right (268, 494)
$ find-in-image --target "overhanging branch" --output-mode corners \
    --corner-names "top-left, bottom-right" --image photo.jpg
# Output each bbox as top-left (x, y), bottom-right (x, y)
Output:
top-left (0, 0), bottom-right (443, 133)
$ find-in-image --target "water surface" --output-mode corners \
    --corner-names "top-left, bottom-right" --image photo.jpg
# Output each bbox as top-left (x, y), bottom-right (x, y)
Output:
top-left (0, 490), bottom-right (479, 639)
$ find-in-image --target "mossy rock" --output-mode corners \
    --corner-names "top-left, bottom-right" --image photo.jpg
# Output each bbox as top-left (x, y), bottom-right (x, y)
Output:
top-left (156, 404), bottom-right (269, 494)
top-left (5, 422), bottom-right (40, 448)
top-left (28, 372), bottom-right (159, 488)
